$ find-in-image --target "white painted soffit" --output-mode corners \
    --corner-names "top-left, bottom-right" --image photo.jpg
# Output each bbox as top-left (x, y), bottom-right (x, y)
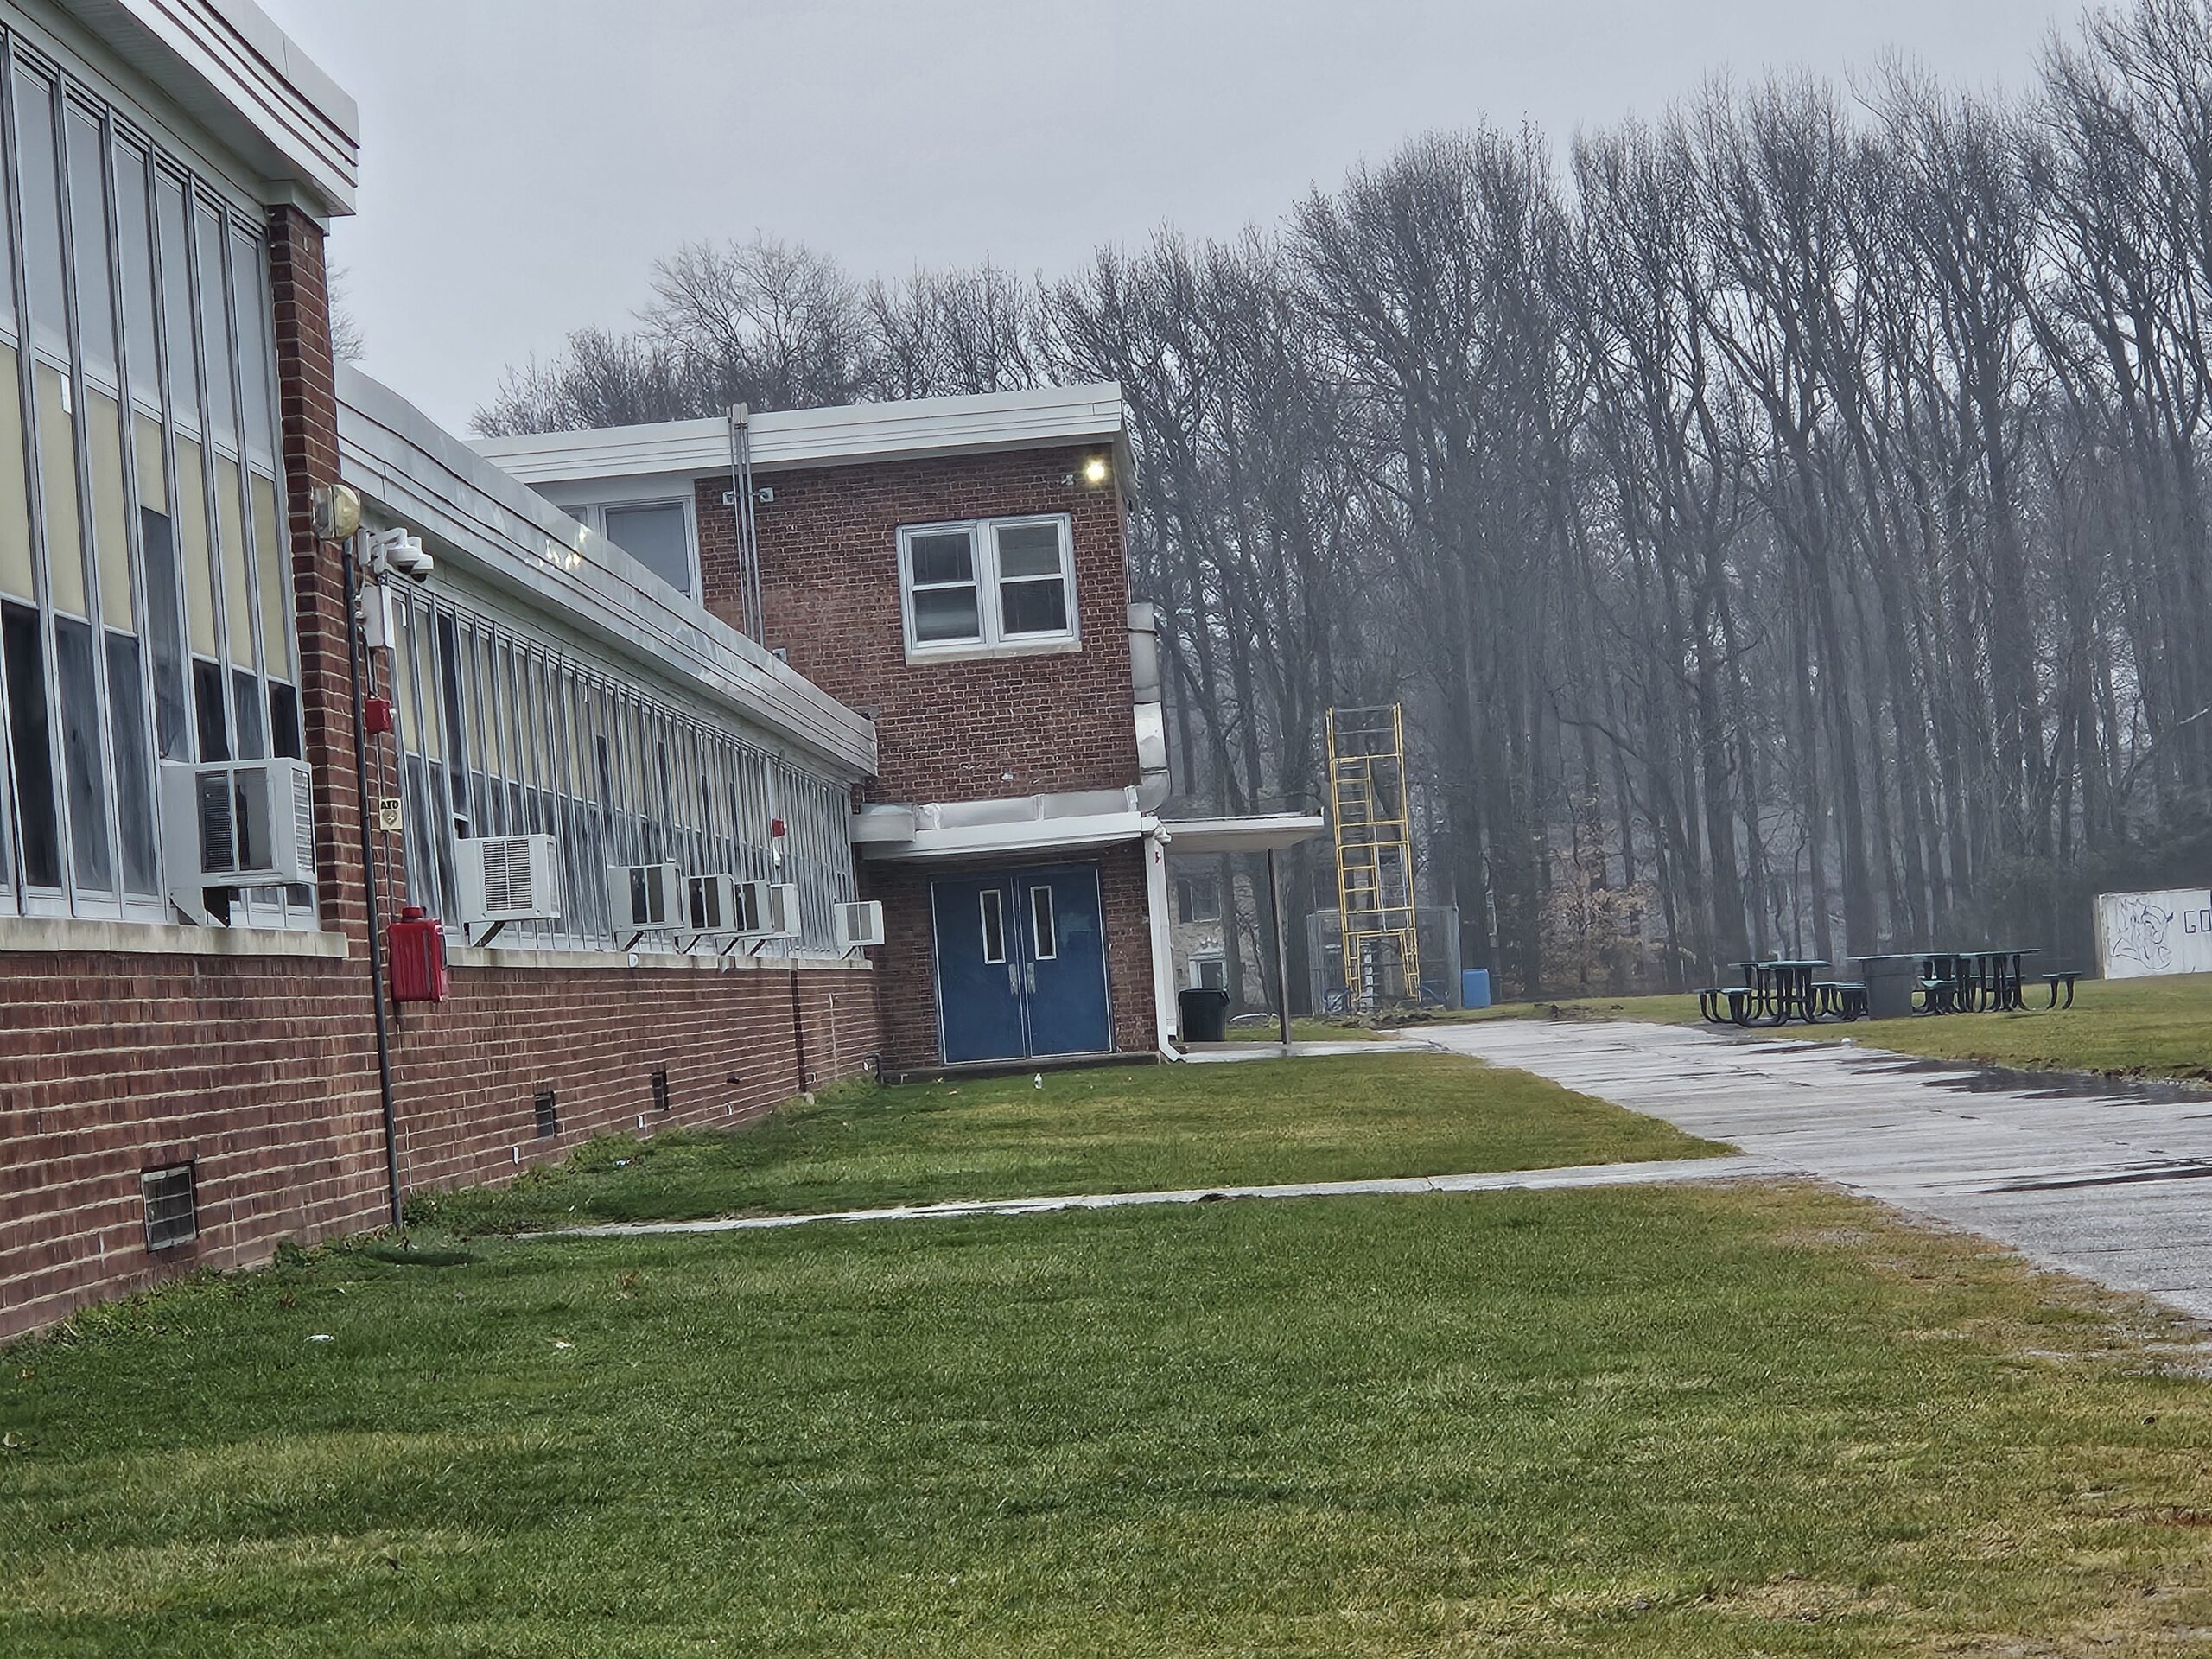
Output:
top-left (1157, 814), bottom-right (1327, 855)
top-left (858, 812), bottom-right (1146, 863)
top-left (336, 365), bottom-right (876, 778)
top-left (53, 0), bottom-right (359, 215)
top-left (474, 383), bottom-right (1127, 487)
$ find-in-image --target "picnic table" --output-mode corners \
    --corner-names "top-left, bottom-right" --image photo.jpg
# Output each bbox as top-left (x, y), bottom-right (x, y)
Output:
top-left (1919, 948), bottom-right (2041, 1014)
top-left (1727, 959), bottom-right (1830, 1026)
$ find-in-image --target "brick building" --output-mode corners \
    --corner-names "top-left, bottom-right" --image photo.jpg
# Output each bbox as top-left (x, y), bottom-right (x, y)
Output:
top-left (0, 0), bottom-right (881, 1338)
top-left (480, 391), bottom-right (1323, 1073)
top-left (2, 0), bottom-right (1320, 1340)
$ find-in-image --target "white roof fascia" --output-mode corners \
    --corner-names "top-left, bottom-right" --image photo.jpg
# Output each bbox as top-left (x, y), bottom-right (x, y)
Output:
top-left (856, 811), bottom-right (1146, 863)
top-left (1156, 814), bottom-right (1328, 855)
top-left (474, 383), bottom-right (1126, 489)
top-left (336, 365), bottom-right (875, 779)
top-left (48, 0), bottom-right (359, 215)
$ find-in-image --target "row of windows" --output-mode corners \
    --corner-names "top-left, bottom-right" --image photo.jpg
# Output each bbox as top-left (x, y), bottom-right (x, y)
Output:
top-left (385, 579), bottom-right (860, 955)
top-left (0, 34), bottom-right (299, 926)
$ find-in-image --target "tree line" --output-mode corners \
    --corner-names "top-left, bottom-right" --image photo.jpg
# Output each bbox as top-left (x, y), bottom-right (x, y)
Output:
top-left (477, 0), bottom-right (2212, 1005)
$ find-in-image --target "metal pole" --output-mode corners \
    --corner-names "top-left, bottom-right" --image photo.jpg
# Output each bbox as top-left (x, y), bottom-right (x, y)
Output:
top-left (1269, 846), bottom-right (1291, 1049)
top-left (345, 532), bottom-right (404, 1230)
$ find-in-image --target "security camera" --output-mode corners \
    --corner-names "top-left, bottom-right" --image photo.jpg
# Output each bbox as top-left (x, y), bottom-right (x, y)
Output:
top-left (371, 526), bottom-right (435, 582)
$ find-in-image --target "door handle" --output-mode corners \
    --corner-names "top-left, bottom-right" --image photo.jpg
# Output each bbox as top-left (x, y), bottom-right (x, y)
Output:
top-left (1008, 962), bottom-right (1020, 996)
top-left (1026, 961), bottom-right (1037, 993)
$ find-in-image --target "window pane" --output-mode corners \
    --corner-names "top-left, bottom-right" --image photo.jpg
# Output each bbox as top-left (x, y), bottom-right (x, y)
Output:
top-left (113, 141), bottom-right (157, 408)
top-left (65, 108), bottom-right (116, 387)
top-left (269, 680), bottom-right (300, 760)
top-left (908, 530), bottom-right (972, 586)
top-left (2, 599), bottom-right (58, 886)
top-left (155, 172), bottom-right (197, 429)
top-left (980, 887), bottom-right (1005, 965)
top-left (215, 454), bottom-right (250, 666)
top-left (995, 521), bottom-right (1062, 579)
top-left (250, 471), bottom-right (285, 666)
top-left (0, 342), bottom-right (31, 602)
top-left (12, 69), bottom-right (66, 356)
top-left (105, 629), bottom-right (155, 895)
top-left (87, 391), bottom-right (129, 629)
top-left (139, 506), bottom-right (188, 757)
top-left (193, 203), bottom-right (233, 448)
top-left (231, 665), bottom-right (263, 758)
top-left (912, 584), bottom-right (981, 643)
top-left (175, 434), bottom-right (213, 654)
top-left (601, 501), bottom-right (690, 594)
top-left (999, 575), bottom-right (1068, 637)
top-left (53, 616), bottom-right (111, 892)
top-left (33, 362), bottom-right (83, 616)
top-left (230, 232), bottom-right (275, 465)
top-left (192, 656), bottom-right (226, 760)
top-left (1030, 884), bottom-right (1057, 959)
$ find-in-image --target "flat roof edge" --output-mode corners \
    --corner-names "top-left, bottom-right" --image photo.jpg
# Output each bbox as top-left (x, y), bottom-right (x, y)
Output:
top-left (474, 383), bottom-right (1125, 486)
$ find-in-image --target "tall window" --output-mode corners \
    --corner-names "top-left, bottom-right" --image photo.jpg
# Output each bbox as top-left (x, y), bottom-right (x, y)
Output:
top-left (896, 513), bottom-right (1077, 659)
top-left (0, 38), bottom-right (297, 926)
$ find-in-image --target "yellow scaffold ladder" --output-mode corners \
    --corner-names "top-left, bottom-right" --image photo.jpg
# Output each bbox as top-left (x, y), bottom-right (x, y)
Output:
top-left (1325, 703), bottom-right (1420, 1010)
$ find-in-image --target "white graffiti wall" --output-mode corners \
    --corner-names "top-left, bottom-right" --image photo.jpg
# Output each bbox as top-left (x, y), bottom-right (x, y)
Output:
top-left (2095, 888), bottom-right (2212, 979)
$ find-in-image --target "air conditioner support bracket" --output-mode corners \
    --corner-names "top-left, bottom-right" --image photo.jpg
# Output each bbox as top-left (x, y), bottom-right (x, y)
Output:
top-left (620, 931), bottom-right (645, 953)
top-left (467, 919), bottom-right (508, 948)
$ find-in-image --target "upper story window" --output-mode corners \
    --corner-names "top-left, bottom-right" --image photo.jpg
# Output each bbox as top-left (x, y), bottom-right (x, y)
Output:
top-left (898, 513), bottom-right (1077, 661)
top-left (0, 40), bottom-right (303, 931)
top-left (572, 497), bottom-right (696, 597)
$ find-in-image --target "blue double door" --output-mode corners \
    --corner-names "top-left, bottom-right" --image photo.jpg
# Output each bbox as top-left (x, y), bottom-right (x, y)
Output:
top-left (931, 864), bottom-right (1112, 1064)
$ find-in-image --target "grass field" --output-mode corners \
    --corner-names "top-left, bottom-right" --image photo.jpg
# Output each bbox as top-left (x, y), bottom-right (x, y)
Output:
top-left (410, 1052), bottom-right (1718, 1234)
top-left (9, 1183), bottom-right (2212, 1656)
top-left (1394, 975), bottom-right (2212, 1083)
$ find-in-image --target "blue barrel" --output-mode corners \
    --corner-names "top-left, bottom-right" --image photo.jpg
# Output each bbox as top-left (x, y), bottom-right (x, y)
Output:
top-left (1461, 969), bottom-right (1491, 1009)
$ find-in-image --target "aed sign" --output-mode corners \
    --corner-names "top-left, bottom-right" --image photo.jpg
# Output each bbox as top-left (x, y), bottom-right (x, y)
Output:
top-left (2095, 888), bottom-right (2212, 979)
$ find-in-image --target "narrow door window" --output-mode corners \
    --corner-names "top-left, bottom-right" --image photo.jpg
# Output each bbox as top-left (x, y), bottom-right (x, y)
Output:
top-left (979, 887), bottom-right (1006, 964)
top-left (1029, 884), bottom-right (1057, 960)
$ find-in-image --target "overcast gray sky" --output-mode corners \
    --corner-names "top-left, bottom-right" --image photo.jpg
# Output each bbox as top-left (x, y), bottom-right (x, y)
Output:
top-left (257, 0), bottom-right (2064, 434)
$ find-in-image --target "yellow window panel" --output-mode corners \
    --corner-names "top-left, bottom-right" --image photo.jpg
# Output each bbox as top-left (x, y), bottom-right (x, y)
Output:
top-left (216, 454), bottom-right (251, 669)
top-left (0, 343), bottom-right (32, 602)
top-left (87, 391), bottom-right (130, 631)
top-left (250, 470), bottom-right (285, 669)
top-left (34, 363), bottom-right (84, 618)
top-left (175, 434), bottom-right (213, 657)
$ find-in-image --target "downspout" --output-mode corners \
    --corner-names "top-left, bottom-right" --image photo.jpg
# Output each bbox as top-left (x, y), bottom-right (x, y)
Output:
top-left (728, 404), bottom-right (765, 643)
top-left (344, 530), bottom-right (404, 1229)
top-left (1143, 818), bottom-right (1179, 1059)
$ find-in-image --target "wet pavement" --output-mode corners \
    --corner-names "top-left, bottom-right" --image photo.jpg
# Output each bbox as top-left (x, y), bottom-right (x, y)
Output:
top-left (1421, 1020), bottom-right (2212, 1320)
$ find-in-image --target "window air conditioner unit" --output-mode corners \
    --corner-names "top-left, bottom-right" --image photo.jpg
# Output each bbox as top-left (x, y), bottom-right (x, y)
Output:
top-left (686, 873), bottom-right (747, 935)
top-left (757, 882), bottom-right (801, 939)
top-left (834, 899), bottom-right (885, 951)
top-left (607, 862), bottom-right (681, 937)
top-left (159, 757), bottom-right (315, 920)
top-left (454, 833), bottom-right (561, 942)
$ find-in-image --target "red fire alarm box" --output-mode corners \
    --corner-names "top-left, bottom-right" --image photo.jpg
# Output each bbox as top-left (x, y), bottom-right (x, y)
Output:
top-left (389, 905), bottom-right (448, 1004)
top-left (364, 696), bottom-right (394, 736)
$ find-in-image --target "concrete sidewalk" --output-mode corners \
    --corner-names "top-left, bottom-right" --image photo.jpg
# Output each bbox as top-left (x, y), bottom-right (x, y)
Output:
top-left (523, 1151), bottom-right (1777, 1240)
top-left (1425, 1019), bottom-right (2212, 1319)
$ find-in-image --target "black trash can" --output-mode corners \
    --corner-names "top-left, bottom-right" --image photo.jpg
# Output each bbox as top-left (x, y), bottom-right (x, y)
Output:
top-left (1178, 988), bottom-right (1232, 1043)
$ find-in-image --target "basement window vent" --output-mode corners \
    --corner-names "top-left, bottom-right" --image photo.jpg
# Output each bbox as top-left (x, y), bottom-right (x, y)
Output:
top-left (141, 1165), bottom-right (197, 1251)
top-left (651, 1068), bottom-right (671, 1112)
top-left (533, 1089), bottom-right (558, 1139)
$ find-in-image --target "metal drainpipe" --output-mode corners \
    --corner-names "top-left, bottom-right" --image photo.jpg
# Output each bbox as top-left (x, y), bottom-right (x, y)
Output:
top-left (343, 530), bottom-right (404, 1229)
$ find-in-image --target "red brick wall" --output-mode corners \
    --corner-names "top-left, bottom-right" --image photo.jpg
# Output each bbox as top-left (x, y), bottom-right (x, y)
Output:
top-left (861, 847), bottom-right (1156, 1074)
top-left (696, 446), bottom-right (1140, 805)
top-left (387, 959), bottom-right (879, 1196)
top-left (2, 218), bottom-right (887, 1342)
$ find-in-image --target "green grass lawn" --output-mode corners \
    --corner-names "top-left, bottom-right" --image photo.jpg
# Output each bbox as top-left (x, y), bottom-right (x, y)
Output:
top-left (1407, 974), bottom-right (2212, 1084)
top-left (410, 1053), bottom-right (1719, 1234)
top-left (9, 1185), bottom-right (2212, 1656)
